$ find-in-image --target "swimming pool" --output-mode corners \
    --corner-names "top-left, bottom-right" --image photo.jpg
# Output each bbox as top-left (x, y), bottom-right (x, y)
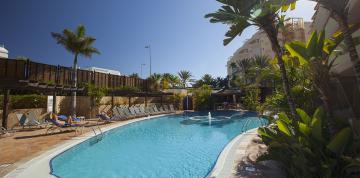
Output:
top-left (51, 111), bottom-right (266, 178)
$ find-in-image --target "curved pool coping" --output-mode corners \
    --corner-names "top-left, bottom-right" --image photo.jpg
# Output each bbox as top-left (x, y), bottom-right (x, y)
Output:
top-left (206, 128), bottom-right (258, 178)
top-left (5, 113), bottom-right (260, 178)
top-left (4, 114), bottom-right (171, 178)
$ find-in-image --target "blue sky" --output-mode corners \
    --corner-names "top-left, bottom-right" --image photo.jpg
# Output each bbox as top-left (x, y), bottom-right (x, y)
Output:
top-left (0, 0), bottom-right (316, 79)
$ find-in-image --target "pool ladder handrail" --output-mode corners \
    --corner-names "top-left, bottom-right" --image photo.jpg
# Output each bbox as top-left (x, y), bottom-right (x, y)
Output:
top-left (241, 116), bottom-right (267, 132)
top-left (91, 125), bottom-right (104, 142)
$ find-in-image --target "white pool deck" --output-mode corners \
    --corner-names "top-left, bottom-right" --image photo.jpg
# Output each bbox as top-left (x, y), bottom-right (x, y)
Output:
top-left (5, 114), bottom-right (259, 178)
top-left (206, 128), bottom-right (258, 178)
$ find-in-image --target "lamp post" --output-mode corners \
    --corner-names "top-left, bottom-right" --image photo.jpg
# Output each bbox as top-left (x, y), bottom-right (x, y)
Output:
top-left (145, 45), bottom-right (152, 77)
top-left (140, 64), bottom-right (146, 78)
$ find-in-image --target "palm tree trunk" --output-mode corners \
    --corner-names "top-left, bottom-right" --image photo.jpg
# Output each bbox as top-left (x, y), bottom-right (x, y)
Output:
top-left (339, 17), bottom-right (360, 92)
top-left (265, 29), bottom-right (297, 120)
top-left (71, 53), bottom-right (78, 117)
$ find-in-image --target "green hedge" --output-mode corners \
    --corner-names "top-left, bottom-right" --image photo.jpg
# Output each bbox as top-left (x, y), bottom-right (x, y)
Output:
top-left (192, 85), bottom-right (213, 110)
top-left (0, 94), bottom-right (47, 109)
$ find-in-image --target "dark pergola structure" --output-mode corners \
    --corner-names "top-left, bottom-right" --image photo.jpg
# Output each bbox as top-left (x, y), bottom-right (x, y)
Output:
top-left (0, 80), bottom-right (85, 129)
top-left (212, 89), bottom-right (243, 102)
top-left (0, 58), bottom-right (176, 129)
top-left (0, 58), bottom-right (151, 129)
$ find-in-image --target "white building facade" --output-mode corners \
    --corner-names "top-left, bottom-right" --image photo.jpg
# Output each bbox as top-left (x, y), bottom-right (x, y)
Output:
top-left (227, 18), bottom-right (311, 79)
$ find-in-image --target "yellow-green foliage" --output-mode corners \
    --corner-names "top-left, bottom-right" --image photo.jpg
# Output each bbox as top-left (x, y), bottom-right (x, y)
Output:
top-left (192, 85), bottom-right (213, 111)
top-left (243, 87), bottom-right (260, 111)
top-left (169, 93), bottom-right (184, 110)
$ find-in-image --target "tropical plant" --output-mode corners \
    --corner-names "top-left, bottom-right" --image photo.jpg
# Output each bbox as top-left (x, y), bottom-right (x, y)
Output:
top-left (148, 73), bottom-right (162, 91)
top-left (243, 86), bottom-right (260, 111)
top-left (193, 74), bottom-right (216, 88)
top-left (0, 94), bottom-right (47, 109)
top-left (178, 70), bottom-right (193, 88)
top-left (214, 76), bottom-right (229, 88)
top-left (191, 85), bottom-right (213, 110)
top-left (310, 0), bottom-right (360, 90)
top-left (286, 30), bottom-right (360, 121)
top-left (161, 73), bottom-right (172, 89)
top-left (206, 0), bottom-right (298, 119)
top-left (236, 58), bottom-right (253, 84)
top-left (161, 73), bottom-right (180, 89)
top-left (257, 107), bottom-right (360, 178)
top-left (83, 83), bottom-right (107, 107)
top-left (169, 93), bottom-right (184, 110)
top-left (52, 25), bottom-right (100, 116)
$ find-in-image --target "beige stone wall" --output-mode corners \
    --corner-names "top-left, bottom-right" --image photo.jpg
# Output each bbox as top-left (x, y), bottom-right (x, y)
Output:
top-left (1, 108), bottom-right (47, 129)
top-left (0, 95), bottom-right (174, 128)
top-left (55, 95), bottom-right (171, 119)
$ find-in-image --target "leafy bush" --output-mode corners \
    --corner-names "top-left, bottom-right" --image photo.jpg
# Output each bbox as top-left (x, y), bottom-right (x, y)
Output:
top-left (192, 85), bottom-right (213, 110)
top-left (83, 83), bottom-right (107, 106)
top-left (0, 94), bottom-right (47, 109)
top-left (243, 86), bottom-right (260, 111)
top-left (257, 107), bottom-right (360, 178)
top-left (169, 93), bottom-right (184, 110)
top-left (114, 86), bottom-right (140, 93)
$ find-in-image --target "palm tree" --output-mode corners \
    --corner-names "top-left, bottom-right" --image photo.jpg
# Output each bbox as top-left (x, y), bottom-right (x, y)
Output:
top-left (178, 70), bottom-right (193, 88)
top-left (149, 73), bottom-right (162, 91)
top-left (201, 74), bottom-right (215, 86)
top-left (311, 0), bottom-right (360, 90)
top-left (205, 0), bottom-right (298, 118)
top-left (52, 25), bottom-right (100, 117)
top-left (168, 74), bottom-right (180, 88)
top-left (236, 58), bottom-right (253, 83)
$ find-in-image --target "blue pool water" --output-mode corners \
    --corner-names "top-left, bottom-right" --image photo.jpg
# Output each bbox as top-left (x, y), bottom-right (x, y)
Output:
top-left (51, 111), bottom-right (266, 178)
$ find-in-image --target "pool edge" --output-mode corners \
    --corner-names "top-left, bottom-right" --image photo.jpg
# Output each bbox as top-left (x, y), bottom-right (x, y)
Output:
top-left (206, 128), bottom-right (259, 178)
top-left (4, 114), bottom-right (174, 178)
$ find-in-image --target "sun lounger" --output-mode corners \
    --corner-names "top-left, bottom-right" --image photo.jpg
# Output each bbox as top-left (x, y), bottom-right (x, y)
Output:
top-left (157, 105), bottom-right (166, 114)
top-left (163, 105), bottom-right (171, 113)
top-left (169, 104), bottom-right (176, 112)
top-left (139, 105), bottom-right (150, 116)
top-left (153, 105), bottom-right (164, 114)
top-left (133, 106), bottom-right (147, 117)
top-left (26, 111), bottom-right (40, 126)
top-left (15, 113), bottom-right (28, 127)
top-left (113, 107), bottom-right (129, 120)
top-left (45, 118), bottom-right (85, 134)
top-left (119, 107), bottom-right (136, 119)
top-left (54, 114), bottom-right (81, 123)
top-left (96, 113), bottom-right (115, 122)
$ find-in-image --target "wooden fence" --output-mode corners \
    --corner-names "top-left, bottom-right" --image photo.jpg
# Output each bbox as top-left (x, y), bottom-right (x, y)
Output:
top-left (0, 58), bottom-right (149, 90)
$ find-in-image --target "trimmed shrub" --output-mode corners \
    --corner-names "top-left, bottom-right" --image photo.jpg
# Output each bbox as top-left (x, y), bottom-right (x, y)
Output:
top-left (0, 94), bottom-right (47, 109)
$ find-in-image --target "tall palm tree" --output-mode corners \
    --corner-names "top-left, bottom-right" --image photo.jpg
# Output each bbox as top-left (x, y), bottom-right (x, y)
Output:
top-left (205, 0), bottom-right (298, 118)
top-left (168, 74), bottom-right (180, 88)
top-left (311, 0), bottom-right (360, 90)
top-left (149, 73), bottom-right (162, 91)
top-left (236, 58), bottom-right (253, 82)
top-left (52, 25), bottom-right (100, 117)
top-left (161, 73), bottom-right (172, 89)
top-left (178, 70), bottom-right (193, 88)
top-left (201, 74), bottom-right (215, 86)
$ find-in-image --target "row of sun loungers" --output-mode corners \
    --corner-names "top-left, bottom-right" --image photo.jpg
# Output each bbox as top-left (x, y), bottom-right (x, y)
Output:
top-left (105, 104), bottom-right (176, 121)
top-left (3, 104), bottom-right (177, 136)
